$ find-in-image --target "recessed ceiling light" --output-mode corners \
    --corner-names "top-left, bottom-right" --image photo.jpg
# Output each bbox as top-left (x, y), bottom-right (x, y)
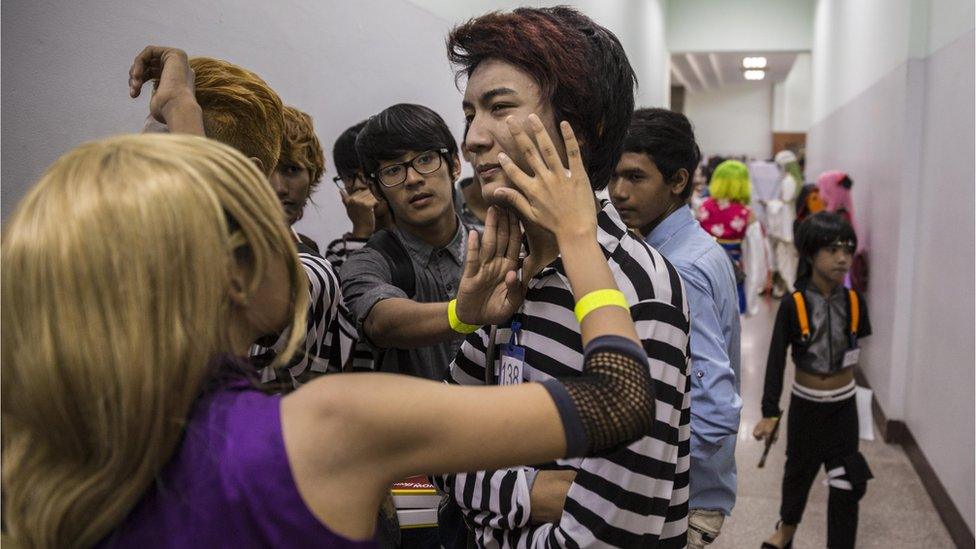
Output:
top-left (744, 70), bottom-right (766, 80)
top-left (742, 56), bottom-right (768, 69)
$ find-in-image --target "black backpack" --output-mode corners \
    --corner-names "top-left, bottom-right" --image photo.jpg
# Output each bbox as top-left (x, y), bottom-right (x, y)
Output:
top-left (364, 229), bottom-right (416, 371)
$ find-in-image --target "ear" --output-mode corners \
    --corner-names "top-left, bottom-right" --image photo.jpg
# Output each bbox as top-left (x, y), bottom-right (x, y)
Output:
top-left (451, 153), bottom-right (462, 180)
top-left (227, 261), bottom-right (249, 308)
top-left (249, 156), bottom-right (266, 175)
top-left (670, 168), bottom-right (690, 197)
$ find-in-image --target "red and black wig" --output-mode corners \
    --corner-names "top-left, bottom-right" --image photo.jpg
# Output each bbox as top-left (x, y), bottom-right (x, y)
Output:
top-left (447, 6), bottom-right (637, 190)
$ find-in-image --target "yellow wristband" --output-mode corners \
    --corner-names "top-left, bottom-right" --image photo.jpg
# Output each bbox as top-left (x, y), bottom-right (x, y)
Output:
top-left (574, 289), bottom-right (629, 324)
top-left (448, 299), bottom-right (479, 334)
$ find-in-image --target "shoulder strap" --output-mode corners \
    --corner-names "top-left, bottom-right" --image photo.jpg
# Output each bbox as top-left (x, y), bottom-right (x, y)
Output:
top-left (365, 229), bottom-right (416, 299)
top-left (296, 241), bottom-right (318, 256)
top-left (792, 291), bottom-right (810, 340)
top-left (848, 289), bottom-right (860, 334)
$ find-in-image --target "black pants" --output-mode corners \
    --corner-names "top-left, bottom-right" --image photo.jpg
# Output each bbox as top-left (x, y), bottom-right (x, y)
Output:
top-left (781, 394), bottom-right (873, 549)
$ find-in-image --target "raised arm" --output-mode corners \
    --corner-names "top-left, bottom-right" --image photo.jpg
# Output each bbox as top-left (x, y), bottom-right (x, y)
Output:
top-left (353, 206), bottom-right (524, 349)
top-left (128, 46), bottom-right (205, 136)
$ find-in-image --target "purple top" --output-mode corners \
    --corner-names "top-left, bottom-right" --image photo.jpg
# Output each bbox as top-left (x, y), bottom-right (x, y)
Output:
top-left (99, 380), bottom-right (378, 548)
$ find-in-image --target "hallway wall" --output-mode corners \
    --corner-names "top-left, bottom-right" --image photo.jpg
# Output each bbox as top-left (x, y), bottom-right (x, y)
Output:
top-left (684, 83), bottom-right (774, 160)
top-left (806, 0), bottom-right (975, 534)
top-left (772, 53), bottom-right (811, 133)
top-left (1, 0), bottom-right (464, 248)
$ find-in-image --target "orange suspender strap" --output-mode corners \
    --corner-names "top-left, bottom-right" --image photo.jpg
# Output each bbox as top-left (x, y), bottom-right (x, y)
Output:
top-left (792, 291), bottom-right (810, 339)
top-left (848, 289), bottom-right (860, 334)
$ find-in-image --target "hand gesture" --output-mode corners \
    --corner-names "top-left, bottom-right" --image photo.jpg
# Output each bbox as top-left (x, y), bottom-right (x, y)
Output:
top-left (492, 115), bottom-right (597, 243)
top-left (455, 207), bottom-right (524, 326)
top-left (752, 417), bottom-right (779, 443)
top-left (341, 188), bottom-right (379, 238)
top-left (128, 46), bottom-right (202, 133)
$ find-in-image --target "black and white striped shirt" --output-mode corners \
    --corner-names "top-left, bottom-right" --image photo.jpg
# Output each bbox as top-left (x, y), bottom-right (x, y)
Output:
top-left (435, 201), bottom-right (691, 548)
top-left (251, 243), bottom-right (357, 388)
top-left (325, 233), bottom-right (369, 273)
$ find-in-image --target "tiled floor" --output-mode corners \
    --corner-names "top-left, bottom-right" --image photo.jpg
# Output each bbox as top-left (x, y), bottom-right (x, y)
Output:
top-left (713, 297), bottom-right (955, 548)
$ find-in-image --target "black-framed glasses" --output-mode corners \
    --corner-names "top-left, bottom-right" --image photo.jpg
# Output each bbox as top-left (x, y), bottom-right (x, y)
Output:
top-left (332, 172), bottom-right (368, 193)
top-left (372, 149), bottom-right (448, 188)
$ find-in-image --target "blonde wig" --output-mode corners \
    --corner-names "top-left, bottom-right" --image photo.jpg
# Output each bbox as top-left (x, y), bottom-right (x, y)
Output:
top-left (708, 159), bottom-right (752, 204)
top-left (2, 133), bottom-right (308, 547)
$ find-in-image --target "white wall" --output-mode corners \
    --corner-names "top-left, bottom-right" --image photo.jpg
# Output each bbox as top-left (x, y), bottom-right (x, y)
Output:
top-left (807, 0), bottom-right (975, 532)
top-left (1, 0), bottom-right (465, 248)
top-left (810, 0), bottom-right (923, 124)
top-left (408, 0), bottom-right (671, 107)
top-left (667, 0), bottom-right (815, 53)
top-left (772, 53), bottom-right (812, 132)
top-left (684, 83), bottom-right (773, 159)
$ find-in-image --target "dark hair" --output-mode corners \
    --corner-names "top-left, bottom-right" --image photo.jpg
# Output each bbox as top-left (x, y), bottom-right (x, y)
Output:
top-left (796, 211), bottom-right (858, 259)
top-left (623, 108), bottom-right (701, 200)
top-left (447, 6), bottom-right (637, 191)
top-left (332, 120), bottom-right (367, 175)
top-left (702, 155), bottom-right (726, 185)
top-left (355, 104), bottom-right (459, 179)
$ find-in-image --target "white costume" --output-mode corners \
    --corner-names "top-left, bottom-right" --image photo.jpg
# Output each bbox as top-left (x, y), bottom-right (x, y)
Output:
top-left (767, 151), bottom-right (801, 292)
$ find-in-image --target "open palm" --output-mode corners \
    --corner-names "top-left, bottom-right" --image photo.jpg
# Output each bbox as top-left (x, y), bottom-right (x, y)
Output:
top-left (455, 206), bottom-right (524, 326)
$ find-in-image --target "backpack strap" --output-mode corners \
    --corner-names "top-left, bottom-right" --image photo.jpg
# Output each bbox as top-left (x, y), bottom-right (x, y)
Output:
top-left (792, 291), bottom-right (811, 341)
top-left (847, 289), bottom-right (860, 335)
top-left (365, 229), bottom-right (416, 299)
top-left (296, 241), bottom-right (318, 256)
top-left (364, 229), bottom-right (417, 373)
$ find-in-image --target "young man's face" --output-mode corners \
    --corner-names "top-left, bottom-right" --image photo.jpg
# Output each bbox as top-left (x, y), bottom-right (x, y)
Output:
top-left (462, 58), bottom-right (564, 206)
top-left (373, 150), bottom-right (458, 231)
top-left (812, 242), bottom-right (854, 286)
top-left (609, 152), bottom-right (682, 236)
top-left (270, 161), bottom-right (311, 225)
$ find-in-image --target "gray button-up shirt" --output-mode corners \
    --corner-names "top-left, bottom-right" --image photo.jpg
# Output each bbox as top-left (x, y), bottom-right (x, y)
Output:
top-left (339, 219), bottom-right (467, 380)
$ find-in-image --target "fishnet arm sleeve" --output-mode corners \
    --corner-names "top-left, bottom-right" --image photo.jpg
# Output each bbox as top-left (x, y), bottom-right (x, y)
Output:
top-left (540, 335), bottom-right (654, 457)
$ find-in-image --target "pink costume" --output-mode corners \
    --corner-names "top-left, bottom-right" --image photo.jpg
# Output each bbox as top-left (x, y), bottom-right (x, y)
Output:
top-left (698, 198), bottom-right (751, 241)
top-left (699, 198), bottom-right (752, 312)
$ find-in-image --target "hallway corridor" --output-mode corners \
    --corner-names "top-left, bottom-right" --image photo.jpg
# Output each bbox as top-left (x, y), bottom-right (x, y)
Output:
top-left (712, 297), bottom-right (955, 548)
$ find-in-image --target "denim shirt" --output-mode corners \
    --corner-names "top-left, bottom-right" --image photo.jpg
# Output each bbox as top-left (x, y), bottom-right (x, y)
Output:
top-left (646, 206), bottom-right (742, 515)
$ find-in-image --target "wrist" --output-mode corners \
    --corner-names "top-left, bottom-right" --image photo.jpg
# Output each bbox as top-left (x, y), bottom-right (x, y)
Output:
top-left (448, 299), bottom-right (479, 334)
top-left (350, 224), bottom-right (373, 238)
top-left (554, 225), bottom-right (597, 246)
top-left (161, 98), bottom-right (204, 136)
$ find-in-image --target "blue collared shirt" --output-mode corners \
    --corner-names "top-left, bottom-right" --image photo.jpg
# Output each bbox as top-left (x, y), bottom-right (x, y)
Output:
top-left (646, 205), bottom-right (742, 515)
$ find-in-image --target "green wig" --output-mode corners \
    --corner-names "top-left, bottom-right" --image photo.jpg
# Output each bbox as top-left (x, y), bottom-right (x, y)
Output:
top-left (708, 159), bottom-right (751, 204)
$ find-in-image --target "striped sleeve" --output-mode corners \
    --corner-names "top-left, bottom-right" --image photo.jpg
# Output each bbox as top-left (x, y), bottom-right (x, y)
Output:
top-left (325, 235), bottom-right (368, 272)
top-left (251, 252), bottom-right (357, 387)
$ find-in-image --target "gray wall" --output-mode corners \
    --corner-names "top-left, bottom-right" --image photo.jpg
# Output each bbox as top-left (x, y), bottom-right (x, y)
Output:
top-left (2, 0), bottom-right (466, 247)
top-left (807, 0), bottom-right (975, 530)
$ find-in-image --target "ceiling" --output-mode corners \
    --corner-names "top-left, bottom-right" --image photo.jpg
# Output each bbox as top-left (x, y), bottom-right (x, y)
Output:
top-left (670, 51), bottom-right (799, 93)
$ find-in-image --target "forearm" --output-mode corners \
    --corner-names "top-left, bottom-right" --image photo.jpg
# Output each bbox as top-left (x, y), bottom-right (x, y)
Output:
top-left (160, 96), bottom-right (205, 136)
top-left (364, 298), bottom-right (460, 349)
top-left (529, 469), bottom-right (575, 524)
top-left (761, 344), bottom-right (788, 417)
